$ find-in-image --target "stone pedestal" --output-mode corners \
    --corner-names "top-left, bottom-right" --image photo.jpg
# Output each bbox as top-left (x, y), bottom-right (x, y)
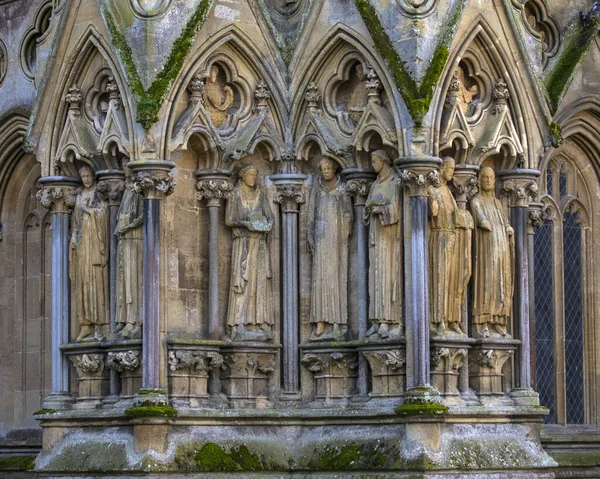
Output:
top-left (430, 338), bottom-right (473, 405)
top-left (470, 339), bottom-right (518, 405)
top-left (301, 343), bottom-right (358, 405)
top-left (360, 341), bottom-right (405, 403)
top-left (220, 344), bottom-right (277, 408)
top-left (168, 345), bottom-right (223, 407)
top-left (68, 352), bottom-right (109, 408)
top-left (105, 345), bottom-right (142, 403)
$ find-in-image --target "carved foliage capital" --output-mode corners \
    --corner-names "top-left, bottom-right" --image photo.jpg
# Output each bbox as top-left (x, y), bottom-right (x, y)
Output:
top-left (501, 179), bottom-right (539, 207)
top-left (37, 186), bottom-right (78, 214)
top-left (362, 349), bottom-right (405, 374)
top-left (472, 349), bottom-right (514, 371)
top-left (431, 347), bottom-right (467, 371)
top-left (196, 178), bottom-right (233, 203)
top-left (132, 170), bottom-right (176, 200)
top-left (96, 179), bottom-right (126, 205)
top-left (301, 352), bottom-right (358, 374)
top-left (168, 350), bottom-right (223, 372)
top-left (274, 184), bottom-right (305, 212)
top-left (346, 178), bottom-right (374, 200)
top-left (106, 350), bottom-right (141, 372)
top-left (452, 176), bottom-right (479, 200)
top-left (70, 353), bottom-right (105, 377)
top-left (398, 168), bottom-right (441, 196)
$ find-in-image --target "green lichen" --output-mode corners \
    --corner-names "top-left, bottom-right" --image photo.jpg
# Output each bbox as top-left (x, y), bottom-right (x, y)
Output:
top-left (394, 403), bottom-right (449, 416)
top-left (102, 0), bottom-right (214, 130)
top-left (0, 455), bottom-right (36, 471)
top-left (549, 121), bottom-right (563, 148)
top-left (174, 442), bottom-right (266, 472)
top-left (33, 408), bottom-right (57, 415)
top-left (309, 444), bottom-right (389, 471)
top-left (354, 0), bottom-right (464, 126)
top-left (138, 388), bottom-right (167, 396)
top-left (125, 402), bottom-right (177, 418)
top-left (545, 17), bottom-right (600, 113)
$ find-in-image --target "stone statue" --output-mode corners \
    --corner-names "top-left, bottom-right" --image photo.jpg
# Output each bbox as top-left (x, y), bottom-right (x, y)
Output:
top-left (115, 163), bottom-right (143, 339)
top-left (456, 67), bottom-right (479, 116)
top-left (428, 157), bottom-right (472, 337)
top-left (307, 157), bottom-right (353, 341)
top-left (203, 64), bottom-right (234, 128)
top-left (345, 63), bottom-right (368, 124)
top-left (364, 149), bottom-right (402, 340)
top-left (225, 164), bottom-right (275, 342)
top-left (471, 166), bottom-right (514, 338)
top-left (69, 165), bottom-right (109, 342)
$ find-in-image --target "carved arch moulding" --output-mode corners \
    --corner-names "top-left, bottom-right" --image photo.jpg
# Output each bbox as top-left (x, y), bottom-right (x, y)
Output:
top-left (512, 0), bottom-right (559, 67)
top-left (0, 37), bottom-right (7, 87)
top-left (19, 1), bottom-right (54, 81)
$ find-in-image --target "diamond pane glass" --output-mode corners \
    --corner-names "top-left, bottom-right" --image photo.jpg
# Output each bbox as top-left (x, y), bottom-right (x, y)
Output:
top-left (535, 220), bottom-right (556, 424)
top-left (563, 210), bottom-right (585, 425)
top-left (560, 171), bottom-right (568, 198)
top-left (547, 169), bottom-right (553, 197)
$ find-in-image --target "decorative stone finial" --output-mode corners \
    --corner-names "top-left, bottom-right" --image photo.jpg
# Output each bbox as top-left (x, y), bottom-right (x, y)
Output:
top-left (187, 72), bottom-right (204, 103)
top-left (366, 69), bottom-right (381, 104)
top-left (254, 81), bottom-right (271, 109)
top-left (106, 77), bottom-right (122, 109)
top-left (491, 80), bottom-right (510, 115)
top-left (305, 82), bottom-right (321, 110)
top-left (66, 85), bottom-right (82, 115)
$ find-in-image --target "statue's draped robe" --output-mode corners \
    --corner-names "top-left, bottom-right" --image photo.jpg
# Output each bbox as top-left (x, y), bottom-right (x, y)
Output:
top-left (204, 81), bottom-right (233, 128)
top-left (364, 170), bottom-right (402, 325)
top-left (116, 186), bottom-right (143, 326)
top-left (226, 184), bottom-right (274, 328)
top-left (428, 183), bottom-right (460, 325)
top-left (307, 176), bottom-right (353, 325)
top-left (346, 79), bottom-right (368, 124)
top-left (70, 188), bottom-right (109, 328)
top-left (471, 194), bottom-right (514, 325)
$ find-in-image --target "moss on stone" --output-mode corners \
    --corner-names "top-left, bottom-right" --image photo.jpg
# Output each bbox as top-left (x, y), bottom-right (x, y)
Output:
top-left (0, 455), bottom-right (36, 471)
top-left (545, 18), bottom-right (600, 113)
top-left (394, 403), bottom-right (449, 416)
top-left (549, 121), bottom-right (563, 148)
top-left (33, 408), bottom-right (57, 415)
top-left (308, 443), bottom-right (390, 471)
top-left (102, 0), bottom-right (214, 130)
top-left (124, 403), bottom-right (177, 418)
top-left (550, 450), bottom-right (600, 467)
top-left (138, 388), bottom-right (167, 396)
top-left (354, 0), bottom-right (464, 126)
top-left (174, 441), bottom-right (267, 472)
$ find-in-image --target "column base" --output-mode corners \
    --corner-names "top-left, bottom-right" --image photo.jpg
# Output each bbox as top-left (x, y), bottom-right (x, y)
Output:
top-left (510, 388), bottom-right (541, 406)
top-left (403, 385), bottom-right (442, 405)
top-left (42, 393), bottom-right (74, 411)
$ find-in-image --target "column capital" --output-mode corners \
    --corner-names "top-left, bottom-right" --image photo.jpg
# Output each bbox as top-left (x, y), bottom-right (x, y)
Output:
top-left (195, 169), bottom-right (233, 206)
top-left (451, 164), bottom-right (479, 204)
top-left (395, 157), bottom-right (442, 197)
top-left (343, 168), bottom-right (377, 206)
top-left (128, 160), bottom-right (176, 200)
top-left (37, 176), bottom-right (81, 214)
top-left (271, 174), bottom-right (307, 213)
top-left (497, 169), bottom-right (540, 208)
top-left (96, 169), bottom-right (126, 206)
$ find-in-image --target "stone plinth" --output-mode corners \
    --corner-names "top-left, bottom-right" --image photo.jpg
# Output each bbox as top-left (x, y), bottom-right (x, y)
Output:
top-left (220, 344), bottom-right (277, 408)
top-left (67, 350), bottom-right (109, 409)
top-left (106, 346), bottom-right (142, 402)
top-left (470, 338), bottom-right (519, 405)
top-left (301, 343), bottom-right (358, 405)
top-left (360, 341), bottom-right (406, 403)
top-left (167, 343), bottom-right (223, 407)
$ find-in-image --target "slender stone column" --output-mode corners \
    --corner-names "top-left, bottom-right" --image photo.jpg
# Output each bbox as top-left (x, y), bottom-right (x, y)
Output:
top-left (37, 176), bottom-right (81, 409)
top-left (344, 168), bottom-right (376, 398)
top-left (498, 169), bottom-right (540, 405)
top-left (195, 169), bottom-right (232, 398)
top-left (396, 157), bottom-right (442, 402)
top-left (451, 164), bottom-right (479, 403)
top-left (272, 172), bottom-right (307, 394)
top-left (129, 160), bottom-right (175, 394)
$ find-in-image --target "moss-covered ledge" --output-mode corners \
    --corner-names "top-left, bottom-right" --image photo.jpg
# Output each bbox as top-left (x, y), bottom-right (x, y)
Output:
top-left (0, 455), bottom-right (36, 472)
top-left (354, 0), bottom-right (465, 126)
top-left (101, 0), bottom-right (214, 130)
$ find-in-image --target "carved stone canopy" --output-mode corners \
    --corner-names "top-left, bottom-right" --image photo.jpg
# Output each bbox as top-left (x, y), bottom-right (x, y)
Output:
top-left (37, 176), bottom-right (81, 214)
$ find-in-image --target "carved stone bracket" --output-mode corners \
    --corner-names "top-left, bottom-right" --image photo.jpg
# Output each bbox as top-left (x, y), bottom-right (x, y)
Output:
top-left (469, 341), bottom-right (518, 401)
top-left (37, 176), bottom-right (81, 214)
top-left (106, 350), bottom-right (141, 373)
top-left (301, 349), bottom-right (358, 402)
top-left (168, 350), bottom-right (223, 372)
top-left (361, 346), bottom-right (406, 399)
top-left (96, 169), bottom-right (126, 207)
top-left (430, 345), bottom-right (468, 399)
top-left (395, 157), bottom-right (443, 197)
top-left (498, 169), bottom-right (541, 207)
top-left (69, 353), bottom-right (110, 406)
top-left (128, 160), bottom-right (176, 200)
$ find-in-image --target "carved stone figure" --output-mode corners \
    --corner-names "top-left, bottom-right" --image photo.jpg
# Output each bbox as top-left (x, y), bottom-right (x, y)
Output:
top-left (455, 67), bottom-right (479, 116)
top-left (203, 64), bottom-right (234, 128)
top-left (115, 163), bottom-right (143, 339)
top-left (471, 166), bottom-right (514, 338)
top-left (428, 158), bottom-right (468, 336)
top-left (364, 150), bottom-right (402, 340)
top-left (345, 63), bottom-right (368, 124)
top-left (225, 165), bottom-right (275, 342)
top-left (307, 158), bottom-right (353, 341)
top-left (70, 165), bottom-right (109, 342)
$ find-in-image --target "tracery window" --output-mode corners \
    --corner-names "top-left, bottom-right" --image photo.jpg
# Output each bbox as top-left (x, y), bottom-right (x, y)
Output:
top-left (534, 157), bottom-right (591, 425)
